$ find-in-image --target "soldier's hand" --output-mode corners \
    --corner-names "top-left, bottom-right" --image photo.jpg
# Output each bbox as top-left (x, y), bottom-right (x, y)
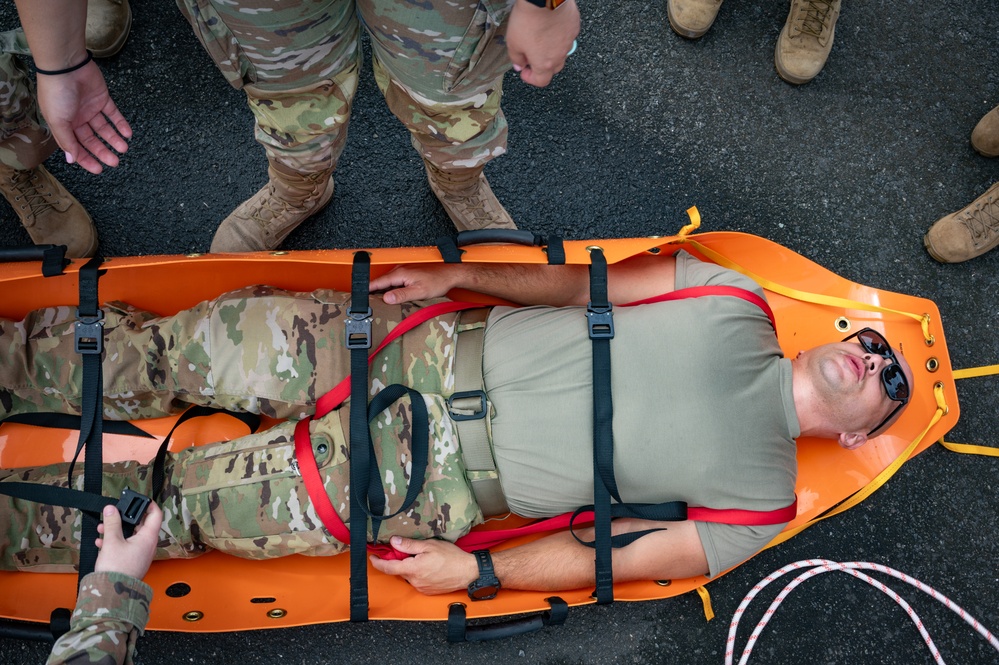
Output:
top-left (506, 0), bottom-right (580, 87)
top-left (370, 265), bottom-right (463, 304)
top-left (95, 502), bottom-right (163, 580)
top-left (369, 536), bottom-right (477, 595)
top-left (36, 62), bottom-right (132, 175)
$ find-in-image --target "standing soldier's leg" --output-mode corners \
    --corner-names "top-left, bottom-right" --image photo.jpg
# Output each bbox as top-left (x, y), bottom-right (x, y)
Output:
top-left (0, 29), bottom-right (97, 258)
top-left (174, 0), bottom-right (361, 252)
top-left (360, 0), bottom-right (518, 231)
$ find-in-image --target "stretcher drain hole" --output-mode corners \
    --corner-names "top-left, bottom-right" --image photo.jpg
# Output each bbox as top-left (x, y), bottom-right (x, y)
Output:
top-left (655, 580), bottom-right (671, 587)
top-left (183, 611), bottom-right (204, 622)
top-left (925, 357), bottom-right (939, 372)
top-left (834, 317), bottom-right (851, 333)
top-left (267, 609), bottom-right (287, 619)
top-left (165, 583), bottom-right (191, 598)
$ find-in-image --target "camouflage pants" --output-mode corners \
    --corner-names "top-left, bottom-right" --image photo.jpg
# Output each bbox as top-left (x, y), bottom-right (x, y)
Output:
top-left (0, 29), bottom-right (56, 171)
top-left (176, 0), bottom-right (514, 173)
top-left (0, 289), bottom-right (487, 572)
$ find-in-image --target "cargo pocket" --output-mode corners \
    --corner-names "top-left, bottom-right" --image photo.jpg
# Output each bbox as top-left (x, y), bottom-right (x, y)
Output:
top-left (442, 0), bottom-right (511, 94)
top-left (177, 421), bottom-right (343, 559)
top-left (175, 0), bottom-right (256, 89)
top-left (367, 389), bottom-right (482, 543)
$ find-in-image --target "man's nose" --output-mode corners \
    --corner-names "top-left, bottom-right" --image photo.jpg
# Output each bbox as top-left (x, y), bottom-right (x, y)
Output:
top-left (864, 354), bottom-right (888, 373)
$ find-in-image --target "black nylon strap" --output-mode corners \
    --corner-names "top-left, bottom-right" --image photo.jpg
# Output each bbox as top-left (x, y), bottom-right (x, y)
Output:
top-left (150, 406), bottom-right (260, 503)
top-left (74, 256), bottom-right (105, 586)
top-left (361, 384), bottom-right (430, 541)
top-left (587, 249), bottom-right (615, 604)
top-left (348, 252), bottom-right (372, 622)
top-left (0, 413), bottom-right (152, 438)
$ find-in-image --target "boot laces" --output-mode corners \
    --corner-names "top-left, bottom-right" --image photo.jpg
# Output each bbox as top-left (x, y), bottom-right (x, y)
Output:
top-left (959, 191), bottom-right (999, 246)
top-left (791, 0), bottom-right (836, 38)
top-left (10, 169), bottom-right (56, 220)
top-left (240, 175), bottom-right (325, 230)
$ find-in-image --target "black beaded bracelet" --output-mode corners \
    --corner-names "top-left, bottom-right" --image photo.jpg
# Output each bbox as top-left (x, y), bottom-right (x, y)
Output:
top-left (35, 50), bottom-right (93, 76)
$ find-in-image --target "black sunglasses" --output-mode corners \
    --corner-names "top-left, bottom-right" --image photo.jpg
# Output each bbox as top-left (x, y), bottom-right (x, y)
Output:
top-left (841, 328), bottom-right (910, 435)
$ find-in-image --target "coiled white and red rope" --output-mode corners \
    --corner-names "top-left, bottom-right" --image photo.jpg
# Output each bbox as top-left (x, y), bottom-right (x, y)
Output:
top-left (725, 559), bottom-right (999, 665)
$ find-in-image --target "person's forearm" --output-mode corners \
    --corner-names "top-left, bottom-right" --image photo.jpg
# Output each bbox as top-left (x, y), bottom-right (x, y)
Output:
top-left (13, 0), bottom-right (87, 70)
top-left (490, 530), bottom-right (598, 591)
top-left (47, 571), bottom-right (151, 665)
top-left (453, 263), bottom-right (592, 307)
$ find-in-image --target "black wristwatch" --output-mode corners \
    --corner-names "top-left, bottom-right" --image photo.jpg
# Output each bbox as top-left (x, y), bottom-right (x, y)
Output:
top-left (523, 0), bottom-right (568, 9)
top-left (467, 550), bottom-right (502, 601)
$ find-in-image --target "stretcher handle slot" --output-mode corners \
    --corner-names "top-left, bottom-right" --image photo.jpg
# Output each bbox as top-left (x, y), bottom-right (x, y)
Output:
top-left (437, 231), bottom-right (565, 264)
top-left (0, 608), bottom-right (70, 644)
top-left (446, 597), bottom-right (568, 642)
top-left (0, 245), bottom-right (68, 276)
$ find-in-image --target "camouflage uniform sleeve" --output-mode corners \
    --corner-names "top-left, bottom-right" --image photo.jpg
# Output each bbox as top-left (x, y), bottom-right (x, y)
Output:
top-left (46, 571), bottom-right (153, 665)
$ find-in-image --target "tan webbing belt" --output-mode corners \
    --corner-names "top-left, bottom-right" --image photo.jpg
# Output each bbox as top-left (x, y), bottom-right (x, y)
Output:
top-left (450, 308), bottom-right (509, 517)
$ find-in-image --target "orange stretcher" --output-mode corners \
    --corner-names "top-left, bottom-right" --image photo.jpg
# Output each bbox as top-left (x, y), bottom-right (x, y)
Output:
top-left (0, 224), bottom-right (960, 637)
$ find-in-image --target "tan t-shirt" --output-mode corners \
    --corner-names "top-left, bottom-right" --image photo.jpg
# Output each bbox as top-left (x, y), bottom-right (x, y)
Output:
top-left (481, 251), bottom-right (799, 577)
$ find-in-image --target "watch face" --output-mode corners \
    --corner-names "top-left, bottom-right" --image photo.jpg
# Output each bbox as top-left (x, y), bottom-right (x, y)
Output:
top-left (469, 582), bottom-right (500, 601)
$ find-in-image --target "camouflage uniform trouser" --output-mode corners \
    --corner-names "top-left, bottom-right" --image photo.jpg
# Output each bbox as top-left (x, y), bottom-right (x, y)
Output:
top-left (0, 289), bottom-right (487, 572)
top-left (0, 28), bottom-right (55, 171)
top-left (176, 0), bottom-right (515, 173)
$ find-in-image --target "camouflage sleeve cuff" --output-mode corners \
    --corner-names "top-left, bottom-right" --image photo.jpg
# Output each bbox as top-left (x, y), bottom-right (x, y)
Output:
top-left (73, 571), bottom-right (153, 634)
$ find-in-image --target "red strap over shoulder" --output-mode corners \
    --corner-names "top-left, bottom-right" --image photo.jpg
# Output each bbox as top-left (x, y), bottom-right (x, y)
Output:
top-left (622, 285), bottom-right (776, 333)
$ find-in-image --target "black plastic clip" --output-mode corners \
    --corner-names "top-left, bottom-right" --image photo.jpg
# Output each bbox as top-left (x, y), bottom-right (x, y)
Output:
top-left (116, 488), bottom-right (151, 527)
top-left (345, 307), bottom-right (373, 349)
top-left (586, 303), bottom-right (615, 340)
top-left (74, 309), bottom-right (105, 354)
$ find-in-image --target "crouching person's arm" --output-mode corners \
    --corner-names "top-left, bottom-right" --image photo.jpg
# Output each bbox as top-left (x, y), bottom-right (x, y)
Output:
top-left (368, 519), bottom-right (708, 595)
top-left (47, 503), bottom-right (163, 665)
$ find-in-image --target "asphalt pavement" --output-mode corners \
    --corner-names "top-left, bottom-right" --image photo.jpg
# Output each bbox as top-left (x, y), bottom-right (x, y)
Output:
top-left (1, 0), bottom-right (998, 663)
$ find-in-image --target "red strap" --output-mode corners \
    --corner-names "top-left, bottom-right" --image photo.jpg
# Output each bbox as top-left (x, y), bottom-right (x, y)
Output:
top-left (449, 498), bottom-right (799, 554)
top-left (295, 287), bottom-right (781, 555)
top-left (362, 498), bottom-right (800, 560)
top-left (622, 285), bottom-right (776, 333)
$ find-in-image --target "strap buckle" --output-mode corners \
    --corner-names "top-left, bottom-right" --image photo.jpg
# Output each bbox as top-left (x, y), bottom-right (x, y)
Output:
top-left (116, 488), bottom-right (151, 526)
top-left (448, 390), bottom-right (488, 421)
top-left (586, 303), bottom-right (614, 339)
top-left (345, 307), bottom-right (372, 349)
top-left (74, 309), bottom-right (105, 354)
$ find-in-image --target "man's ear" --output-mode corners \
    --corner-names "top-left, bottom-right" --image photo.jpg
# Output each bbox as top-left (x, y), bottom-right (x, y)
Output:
top-left (838, 431), bottom-right (868, 450)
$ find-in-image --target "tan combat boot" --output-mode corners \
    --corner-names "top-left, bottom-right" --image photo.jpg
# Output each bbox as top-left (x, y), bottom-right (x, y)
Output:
top-left (667, 0), bottom-right (724, 39)
top-left (210, 161), bottom-right (334, 253)
top-left (0, 163), bottom-right (97, 258)
top-left (924, 181), bottom-right (999, 263)
top-left (423, 160), bottom-right (517, 231)
top-left (774, 0), bottom-right (841, 85)
top-left (86, 0), bottom-right (132, 58)
top-left (971, 105), bottom-right (999, 158)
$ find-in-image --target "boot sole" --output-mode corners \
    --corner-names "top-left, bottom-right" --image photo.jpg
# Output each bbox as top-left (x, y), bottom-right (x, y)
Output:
top-left (667, 3), bottom-right (716, 39)
top-left (922, 233), bottom-right (952, 264)
top-left (88, 3), bottom-right (133, 58)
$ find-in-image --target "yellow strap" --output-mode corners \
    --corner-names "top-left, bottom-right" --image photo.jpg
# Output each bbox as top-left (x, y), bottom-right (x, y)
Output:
top-left (937, 364), bottom-right (999, 456)
top-left (938, 439), bottom-right (999, 457)
top-left (672, 207), bottom-right (934, 341)
top-left (695, 585), bottom-right (714, 622)
top-left (953, 364), bottom-right (999, 380)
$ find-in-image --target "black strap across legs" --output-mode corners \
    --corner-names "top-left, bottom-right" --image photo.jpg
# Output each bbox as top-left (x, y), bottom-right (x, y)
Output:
top-left (586, 249), bottom-right (617, 604)
top-left (73, 256), bottom-right (105, 585)
top-left (347, 251), bottom-right (373, 622)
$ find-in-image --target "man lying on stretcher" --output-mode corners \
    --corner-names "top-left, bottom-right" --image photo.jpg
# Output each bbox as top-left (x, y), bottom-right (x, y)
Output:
top-left (0, 250), bottom-right (912, 595)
